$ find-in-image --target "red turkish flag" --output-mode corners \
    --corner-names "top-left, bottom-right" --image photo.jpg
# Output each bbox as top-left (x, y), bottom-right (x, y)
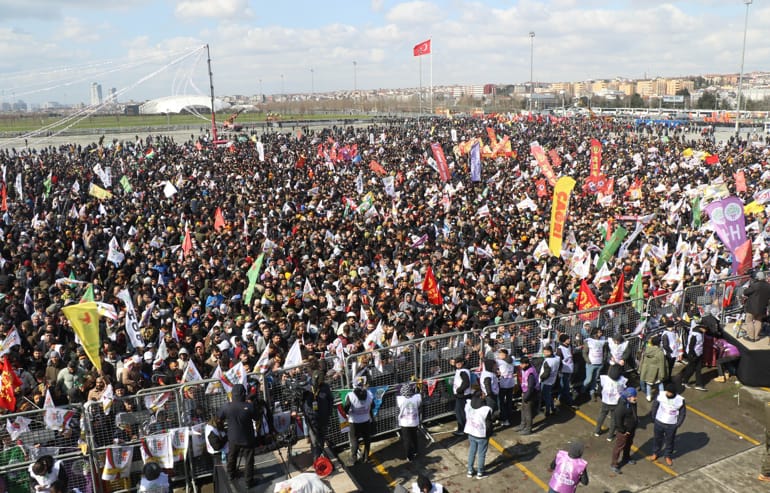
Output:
top-left (369, 160), bottom-right (387, 175)
top-left (413, 39), bottom-right (431, 56)
top-left (577, 280), bottom-right (600, 320)
top-left (422, 266), bottom-right (443, 305)
top-left (607, 273), bottom-right (625, 305)
top-left (535, 178), bottom-right (548, 197)
top-left (213, 207), bottom-right (226, 232)
top-left (705, 154), bottom-right (720, 165)
top-left (0, 356), bottom-right (21, 411)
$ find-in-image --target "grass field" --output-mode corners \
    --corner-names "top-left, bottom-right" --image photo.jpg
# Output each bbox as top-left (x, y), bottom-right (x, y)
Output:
top-left (0, 112), bottom-right (375, 133)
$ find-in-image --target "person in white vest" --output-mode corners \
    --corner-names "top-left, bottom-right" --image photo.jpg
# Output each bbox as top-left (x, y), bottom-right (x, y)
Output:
top-left (464, 389), bottom-right (493, 479)
top-left (204, 416), bottom-right (228, 460)
top-left (343, 376), bottom-right (374, 465)
top-left (496, 348), bottom-right (517, 427)
top-left (451, 358), bottom-right (472, 437)
top-left (479, 359), bottom-right (499, 415)
top-left (607, 334), bottom-right (631, 373)
top-left (548, 441), bottom-right (589, 493)
top-left (518, 355), bottom-right (540, 436)
top-left (556, 334), bottom-right (576, 408)
top-left (411, 473), bottom-right (448, 492)
top-left (679, 325), bottom-right (707, 391)
top-left (138, 461), bottom-right (170, 493)
top-left (539, 346), bottom-right (561, 418)
top-left (593, 365), bottom-right (627, 441)
top-left (581, 328), bottom-right (606, 401)
top-left (660, 320), bottom-right (682, 376)
top-left (650, 383), bottom-right (686, 466)
top-left (28, 455), bottom-right (67, 493)
top-left (396, 382), bottom-right (423, 461)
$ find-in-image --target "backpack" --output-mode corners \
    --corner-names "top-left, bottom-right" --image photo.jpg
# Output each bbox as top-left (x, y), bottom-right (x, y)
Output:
top-left (207, 430), bottom-right (227, 451)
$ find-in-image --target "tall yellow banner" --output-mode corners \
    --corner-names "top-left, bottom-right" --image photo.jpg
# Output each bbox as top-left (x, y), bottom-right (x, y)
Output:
top-left (62, 302), bottom-right (103, 372)
top-left (549, 176), bottom-right (576, 257)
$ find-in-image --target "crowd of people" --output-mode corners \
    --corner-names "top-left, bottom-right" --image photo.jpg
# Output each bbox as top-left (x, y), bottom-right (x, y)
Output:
top-left (0, 113), bottom-right (767, 490)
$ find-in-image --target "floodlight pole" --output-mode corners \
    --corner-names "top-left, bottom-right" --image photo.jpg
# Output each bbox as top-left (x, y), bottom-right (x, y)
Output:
top-left (206, 44), bottom-right (218, 141)
top-left (734, 0), bottom-right (752, 139)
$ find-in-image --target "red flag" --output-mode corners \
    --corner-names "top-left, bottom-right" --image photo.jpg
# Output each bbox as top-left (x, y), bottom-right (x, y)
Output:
top-left (531, 144), bottom-right (556, 186)
top-left (605, 217), bottom-right (613, 242)
top-left (486, 127), bottom-right (497, 145)
top-left (577, 280), bottom-right (600, 320)
top-left (705, 154), bottom-right (720, 165)
top-left (601, 177), bottom-right (614, 195)
top-left (548, 149), bottom-right (562, 168)
top-left (214, 207), bottom-right (225, 232)
top-left (296, 155), bottom-right (306, 168)
top-left (735, 239), bottom-right (752, 275)
top-left (535, 178), bottom-right (548, 198)
top-left (0, 356), bottom-right (21, 411)
top-left (422, 266), bottom-right (443, 305)
top-left (734, 171), bottom-right (747, 193)
top-left (607, 273), bottom-right (625, 305)
top-left (0, 182), bottom-right (6, 212)
top-left (369, 160), bottom-right (387, 175)
top-left (413, 39), bottom-right (431, 56)
top-left (182, 228), bottom-right (193, 258)
top-left (589, 139), bottom-right (602, 177)
top-left (431, 143), bottom-right (451, 182)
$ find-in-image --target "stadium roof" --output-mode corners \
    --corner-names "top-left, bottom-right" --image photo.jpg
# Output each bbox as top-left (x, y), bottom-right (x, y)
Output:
top-left (139, 95), bottom-right (230, 114)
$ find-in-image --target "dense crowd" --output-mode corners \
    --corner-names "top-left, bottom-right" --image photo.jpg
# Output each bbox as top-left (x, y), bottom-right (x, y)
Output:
top-left (0, 114), bottom-right (765, 429)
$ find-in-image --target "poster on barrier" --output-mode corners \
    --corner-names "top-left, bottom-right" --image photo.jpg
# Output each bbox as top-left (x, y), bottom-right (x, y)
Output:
top-left (189, 423), bottom-right (206, 458)
top-left (102, 445), bottom-right (133, 480)
top-left (140, 431), bottom-right (174, 468)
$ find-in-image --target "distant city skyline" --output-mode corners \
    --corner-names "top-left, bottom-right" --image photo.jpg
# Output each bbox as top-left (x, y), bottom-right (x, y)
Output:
top-left (0, 1), bottom-right (767, 105)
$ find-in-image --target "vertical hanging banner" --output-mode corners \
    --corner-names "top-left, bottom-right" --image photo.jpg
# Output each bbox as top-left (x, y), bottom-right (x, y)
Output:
top-left (531, 143), bottom-right (557, 186)
top-left (589, 139), bottom-right (602, 177)
top-left (548, 149), bottom-right (562, 168)
top-left (548, 176), bottom-right (577, 257)
top-left (431, 143), bottom-right (451, 182)
top-left (704, 196), bottom-right (747, 273)
top-left (470, 141), bottom-right (481, 182)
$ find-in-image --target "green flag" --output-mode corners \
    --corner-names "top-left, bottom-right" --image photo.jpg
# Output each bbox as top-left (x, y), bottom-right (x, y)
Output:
top-left (630, 272), bottom-right (644, 313)
top-left (243, 253), bottom-right (265, 306)
top-left (596, 225), bottom-right (628, 270)
top-left (334, 389), bottom-right (352, 403)
top-left (80, 284), bottom-right (94, 303)
top-left (120, 175), bottom-right (133, 193)
top-left (691, 197), bottom-right (701, 229)
top-left (43, 173), bottom-right (52, 198)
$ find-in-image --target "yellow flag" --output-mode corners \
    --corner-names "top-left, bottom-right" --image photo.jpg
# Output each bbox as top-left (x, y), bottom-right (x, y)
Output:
top-left (62, 302), bottom-right (102, 372)
top-left (682, 148), bottom-right (693, 158)
top-left (88, 183), bottom-right (113, 200)
top-left (745, 201), bottom-right (764, 215)
top-left (549, 176), bottom-right (577, 257)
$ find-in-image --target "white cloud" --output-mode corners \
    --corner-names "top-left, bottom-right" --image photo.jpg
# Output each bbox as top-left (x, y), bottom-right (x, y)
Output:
top-left (56, 17), bottom-right (102, 43)
top-left (175, 0), bottom-right (253, 20)
top-left (371, 0), bottom-right (385, 13)
top-left (385, 1), bottom-right (444, 24)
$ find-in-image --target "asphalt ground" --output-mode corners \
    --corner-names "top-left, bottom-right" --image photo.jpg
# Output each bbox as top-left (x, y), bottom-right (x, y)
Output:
top-left (345, 364), bottom-right (765, 493)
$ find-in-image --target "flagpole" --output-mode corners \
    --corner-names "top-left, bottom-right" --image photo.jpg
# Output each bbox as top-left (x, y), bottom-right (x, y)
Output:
top-left (430, 41), bottom-right (433, 116)
top-left (419, 56), bottom-right (423, 122)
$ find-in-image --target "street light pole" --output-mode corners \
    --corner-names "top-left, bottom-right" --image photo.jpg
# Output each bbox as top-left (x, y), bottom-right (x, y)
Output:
top-left (310, 68), bottom-right (314, 98)
top-left (529, 32), bottom-right (535, 113)
top-left (280, 74), bottom-right (285, 113)
top-left (353, 61), bottom-right (357, 92)
top-left (735, 0), bottom-right (752, 138)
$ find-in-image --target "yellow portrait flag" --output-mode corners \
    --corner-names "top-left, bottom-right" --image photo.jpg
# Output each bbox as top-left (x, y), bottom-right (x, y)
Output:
top-left (745, 201), bottom-right (764, 216)
top-left (62, 302), bottom-right (103, 372)
top-left (549, 176), bottom-right (577, 258)
top-left (88, 183), bottom-right (113, 200)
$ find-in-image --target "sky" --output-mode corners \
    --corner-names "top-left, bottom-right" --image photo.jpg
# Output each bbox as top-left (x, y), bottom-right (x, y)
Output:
top-left (0, 0), bottom-right (767, 105)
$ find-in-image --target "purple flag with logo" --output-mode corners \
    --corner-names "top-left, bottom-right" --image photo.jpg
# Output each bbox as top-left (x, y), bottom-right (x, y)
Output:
top-left (704, 195), bottom-right (747, 273)
top-left (470, 141), bottom-right (481, 182)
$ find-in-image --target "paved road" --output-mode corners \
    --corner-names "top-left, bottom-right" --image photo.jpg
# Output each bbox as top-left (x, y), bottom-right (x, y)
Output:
top-left (345, 367), bottom-right (764, 493)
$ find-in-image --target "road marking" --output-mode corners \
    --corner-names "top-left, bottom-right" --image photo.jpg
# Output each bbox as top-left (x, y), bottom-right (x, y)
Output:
top-left (574, 409), bottom-right (678, 477)
top-left (686, 405), bottom-right (761, 446)
top-left (367, 453), bottom-right (397, 487)
top-left (489, 437), bottom-right (549, 491)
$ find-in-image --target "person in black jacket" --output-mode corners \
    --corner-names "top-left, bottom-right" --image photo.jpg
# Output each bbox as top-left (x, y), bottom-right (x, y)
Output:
top-left (743, 271), bottom-right (770, 341)
top-left (611, 387), bottom-right (639, 473)
top-left (301, 370), bottom-right (334, 460)
top-left (217, 383), bottom-right (259, 487)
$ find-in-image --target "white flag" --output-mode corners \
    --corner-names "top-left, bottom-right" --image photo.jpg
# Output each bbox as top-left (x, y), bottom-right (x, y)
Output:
top-left (107, 236), bottom-right (125, 266)
top-left (101, 384), bottom-right (114, 415)
top-left (181, 359), bottom-right (203, 383)
top-left (284, 339), bottom-right (303, 368)
top-left (0, 328), bottom-right (21, 356)
top-left (163, 181), bottom-right (178, 198)
top-left (117, 289), bottom-right (143, 349)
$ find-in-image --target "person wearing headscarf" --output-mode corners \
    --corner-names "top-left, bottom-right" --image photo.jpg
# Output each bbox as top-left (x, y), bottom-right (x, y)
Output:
top-left (301, 369), bottom-right (334, 460)
top-left (548, 441), bottom-right (589, 492)
top-left (464, 389), bottom-right (493, 479)
top-left (611, 387), bottom-right (639, 474)
top-left (343, 376), bottom-right (374, 465)
top-left (396, 381), bottom-right (423, 461)
top-left (650, 383), bottom-right (686, 467)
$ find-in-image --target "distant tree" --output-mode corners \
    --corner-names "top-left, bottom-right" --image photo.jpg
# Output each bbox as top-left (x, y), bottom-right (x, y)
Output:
top-left (697, 92), bottom-right (717, 110)
top-left (630, 93), bottom-right (644, 108)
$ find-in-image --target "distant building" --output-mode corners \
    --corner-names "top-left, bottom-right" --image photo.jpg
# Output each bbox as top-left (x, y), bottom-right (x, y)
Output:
top-left (90, 83), bottom-right (103, 106)
top-left (109, 87), bottom-right (117, 103)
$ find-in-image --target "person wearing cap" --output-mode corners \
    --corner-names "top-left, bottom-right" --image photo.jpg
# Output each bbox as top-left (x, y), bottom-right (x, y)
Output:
top-left (611, 387), bottom-right (639, 473)
top-left (138, 461), bottom-right (170, 492)
top-left (451, 358), bottom-right (472, 437)
top-left (743, 270), bottom-right (770, 342)
top-left (518, 356), bottom-right (540, 435)
top-left (650, 383), bottom-right (686, 466)
top-left (548, 441), bottom-right (589, 492)
top-left (343, 377), bottom-right (374, 465)
top-left (396, 381), bottom-right (422, 461)
top-left (679, 324), bottom-right (708, 391)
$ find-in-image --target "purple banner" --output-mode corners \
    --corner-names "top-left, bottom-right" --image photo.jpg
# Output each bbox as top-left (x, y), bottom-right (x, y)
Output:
top-left (704, 196), bottom-right (746, 272)
top-left (470, 141), bottom-right (481, 182)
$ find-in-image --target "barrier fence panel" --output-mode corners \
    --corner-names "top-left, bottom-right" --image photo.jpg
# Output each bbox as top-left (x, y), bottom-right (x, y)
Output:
top-left (0, 451), bottom-right (94, 493)
top-left (418, 330), bottom-right (474, 425)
